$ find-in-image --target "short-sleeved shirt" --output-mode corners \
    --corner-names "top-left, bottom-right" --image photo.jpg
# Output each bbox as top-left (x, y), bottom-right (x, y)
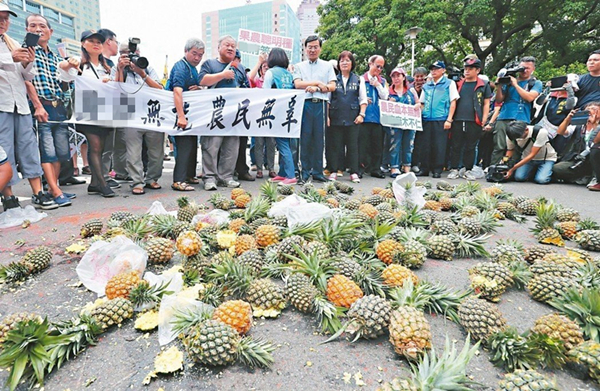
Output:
top-left (454, 81), bottom-right (492, 122)
top-left (167, 58), bottom-right (199, 92)
top-left (506, 126), bottom-right (557, 161)
top-left (199, 59), bottom-right (248, 89)
top-left (292, 58), bottom-right (336, 101)
top-left (575, 73), bottom-right (600, 109)
top-left (32, 46), bottom-right (70, 104)
top-left (497, 78), bottom-right (543, 123)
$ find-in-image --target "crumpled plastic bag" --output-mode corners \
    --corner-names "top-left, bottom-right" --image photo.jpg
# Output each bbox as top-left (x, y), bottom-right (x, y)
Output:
top-left (76, 236), bottom-right (147, 296)
top-left (471, 165), bottom-right (485, 179)
top-left (146, 201), bottom-right (176, 216)
top-left (392, 172), bottom-right (427, 210)
top-left (286, 203), bottom-right (333, 228)
top-left (138, 271), bottom-right (184, 311)
top-left (158, 294), bottom-right (214, 346)
top-left (0, 206), bottom-right (47, 229)
top-left (193, 209), bottom-right (229, 226)
top-left (268, 194), bottom-right (306, 217)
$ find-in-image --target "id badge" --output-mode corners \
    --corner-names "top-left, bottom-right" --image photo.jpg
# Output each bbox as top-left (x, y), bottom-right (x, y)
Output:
top-left (517, 103), bottom-right (525, 113)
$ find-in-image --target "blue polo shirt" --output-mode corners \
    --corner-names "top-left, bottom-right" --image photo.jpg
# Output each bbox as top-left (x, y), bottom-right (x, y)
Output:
top-left (167, 58), bottom-right (199, 92)
top-left (497, 79), bottom-right (543, 123)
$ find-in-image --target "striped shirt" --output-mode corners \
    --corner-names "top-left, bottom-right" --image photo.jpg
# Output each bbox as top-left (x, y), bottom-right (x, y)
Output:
top-left (32, 46), bottom-right (71, 103)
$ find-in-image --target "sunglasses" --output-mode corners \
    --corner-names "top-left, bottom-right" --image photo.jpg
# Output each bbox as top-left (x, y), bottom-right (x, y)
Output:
top-left (375, 65), bottom-right (384, 70)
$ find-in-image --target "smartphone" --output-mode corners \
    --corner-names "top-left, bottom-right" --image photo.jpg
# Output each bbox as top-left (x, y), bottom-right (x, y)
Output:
top-left (571, 110), bottom-right (590, 126)
top-left (22, 32), bottom-right (40, 48)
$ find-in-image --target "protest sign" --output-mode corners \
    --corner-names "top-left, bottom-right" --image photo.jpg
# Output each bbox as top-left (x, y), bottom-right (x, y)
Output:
top-left (67, 77), bottom-right (304, 137)
top-left (379, 100), bottom-right (423, 131)
top-left (238, 28), bottom-right (294, 60)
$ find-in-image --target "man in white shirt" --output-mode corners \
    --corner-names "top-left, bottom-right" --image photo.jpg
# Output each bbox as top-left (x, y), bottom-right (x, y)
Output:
top-left (0, 3), bottom-right (57, 210)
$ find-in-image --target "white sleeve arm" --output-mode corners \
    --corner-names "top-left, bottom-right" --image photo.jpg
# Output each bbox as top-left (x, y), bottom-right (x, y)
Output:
top-left (358, 77), bottom-right (368, 105)
top-left (376, 82), bottom-right (389, 100)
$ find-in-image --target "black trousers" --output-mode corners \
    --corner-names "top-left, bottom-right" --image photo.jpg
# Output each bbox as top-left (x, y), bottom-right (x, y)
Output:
top-left (418, 120), bottom-right (449, 174)
top-left (329, 124), bottom-right (359, 174)
top-left (449, 121), bottom-right (482, 171)
top-left (478, 130), bottom-right (494, 168)
top-left (236, 136), bottom-right (249, 175)
top-left (172, 135), bottom-right (198, 183)
top-left (358, 122), bottom-right (383, 174)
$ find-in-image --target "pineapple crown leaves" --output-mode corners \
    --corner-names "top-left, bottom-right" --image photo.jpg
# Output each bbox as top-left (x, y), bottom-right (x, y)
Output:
top-left (198, 283), bottom-right (226, 308)
top-left (299, 187), bottom-right (324, 203)
top-left (487, 327), bottom-right (541, 372)
top-left (121, 216), bottom-right (153, 241)
top-left (47, 314), bottom-right (102, 373)
top-left (317, 215), bottom-right (363, 249)
top-left (352, 264), bottom-right (386, 297)
top-left (182, 269), bottom-right (201, 287)
top-left (284, 245), bottom-right (335, 293)
top-left (505, 261), bottom-right (532, 290)
top-left (313, 295), bottom-right (346, 335)
top-left (548, 286), bottom-right (600, 343)
top-left (128, 280), bottom-right (174, 308)
top-left (176, 196), bottom-right (192, 208)
top-left (236, 336), bottom-right (276, 368)
top-left (472, 191), bottom-right (498, 211)
top-left (395, 206), bottom-right (428, 228)
top-left (495, 239), bottom-right (526, 253)
top-left (259, 181), bottom-right (279, 203)
top-left (284, 220), bottom-right (321, 241)
top-left (469, 210), bottom-right (502, 234)
top-left (243, 196), bottom-right (271, 223)
top-left (527, 332), bottom-right (566, 370)
top-left (577, 217), bottom-right (600, 231)
top-left (206, 259), bottom-right (255, 298)
top-left (0, 262), bottom-right (31, 283)
top-left (394, 226), bottom-right (430, 246)
top-left (408, 335), bottom-right (481, 391)
top-left (170, 305), bottom-right (215, 337)
top-left (451, 233), bottom-right (490, 258)
top-left (573, 259), bottom-right (600, 289)
top-left (0, 318), bottom-right (73, 391)
top-left (531, 200), bottom-right (559, 233)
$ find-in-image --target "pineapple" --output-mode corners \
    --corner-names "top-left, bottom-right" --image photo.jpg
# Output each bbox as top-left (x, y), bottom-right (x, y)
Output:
top-left (527, 274), bottom-right (575, 303)
top-left (277, 183), bottom-right (295, 195)
top-left (532, 313), bottom-right (584, 351)
top-left (181, 319), bottom-right (274, 368)
top-left (468, 262), bottom-right (513, 287)
top-left (379, 188), bottom-right (394, 199)
top-left (234, 234), bottom-right (258, 255)
top-left (245, 278), bottom-right (287, 318)
top-left (427, 235), bottom-right (455, 261)
top-left (105, 270), bottom-right (142, 299)
top-left (524, 245), bottom-right (556, 264)
top-left (498, 369), bottom-right (559, 391)
top-left (344, 198), bottom-right (361, 210)
top-left (555, 220), bottom-right (579, 240)
top-left (364, 194), bottom-right (384, 206)
top-left (332, 257), bottom-right (361, 279)
top-left (151, 214), bottom-right (179, 239)
top-left (212, 300), bottom-right (253, 334)
top-left (81, 218), bottom-right (103, 238)
top-left (215, 229), bottom-right (237, 249)
top-left (90, 297), bottom-right (134, 329)
top-left (458, 296), bottom-right (507, 341)
top-left (228, 218), bottom-right (247, 233)
top-left (517, 198), bottom-right (539, 215)
top-left (459, 205), bottom-right (479, 217)
top-left (567, 340), bottom-right (600, 381)
top-left (234, 193), bottom-right (252, 208)
top-left (255, 224), bottom-right (280, 247)
top-left (556, 207), bottom-right (580, 222)
top-left (109, 210), bottom-right (135, 222)
top-left (176, 196), bottom-right (198, 222)
top-left (436, 180), bottom-right (453, 191)
top-left (303, 241), bottom-right (330, 259)
top-left (388, 305), bottom-right (432, 360)
top-left (237, 249), bottom-right (265, 274)
top-left (430, 219), bottom-right (458, 235)
top-left (0, 312), bottom-right (42, 348)
top-left (276, 235), bottom-right (306, 262)
top-left (176, 230), bottom-right (203, 257)
top-left (438, 197), bottom-right (454, 211)
top-left (469, 275), bottom-right (506, 302)
top-left (0, 246), bottom-right (52, 282)
top-left (340, 295), bottom-right (391, 340)
top-left (358, 203), bottom-right (378, 219)
top-left (531, 201), bottom-right (564, 246)
top-left (230, 188), bottom-right (246, 200)
top-left (145, 237), bottom-right (174, 264)
top-left (209, 193), bottom-right (234, 210)
top-left (490, 240), bottom-right (525, 265)
top-left (326, 274), bottom-right (363, 308)
top-left (128, 280), bottom-right (172, 308)
top-left (422, 200), bottom-right (442, 211)
top-left (285, 273), bottom-right (318, 313)
top-left (376, 239), bottom-right (404, 265)
top-left (574, 230), bottom-right (600, 251)
top-left (398, 239), bottom-right (427, 269)
top-left (548, 287), bottom-right (600, 343)
top-left (382, 264), bottom-right (418, 288)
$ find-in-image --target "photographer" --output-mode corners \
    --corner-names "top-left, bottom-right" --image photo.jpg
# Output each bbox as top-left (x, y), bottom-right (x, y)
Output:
top-left (112, 41), bottom-right (164, 195)
top-left (552, 102), bottom-right (600, 189)
top-left (503, 120), bottom-right (557, 184)
top-left (490, 57), bottom-right (543, 166)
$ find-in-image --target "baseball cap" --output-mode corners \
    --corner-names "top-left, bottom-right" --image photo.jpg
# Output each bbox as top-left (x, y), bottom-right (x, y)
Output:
top-left (390, 67), bottom-right (406, 76)
top-left (80, 30), bottom-right (105, 43)
top-left (464, 58), bottom-right (482, 68)
top-left (0, 2), bottom-right (17, 17)
top-left (429, 60), bottom-right (446, 70)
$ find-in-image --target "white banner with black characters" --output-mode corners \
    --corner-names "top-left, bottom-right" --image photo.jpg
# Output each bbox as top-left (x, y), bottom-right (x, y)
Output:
top-left (67, 77), bottom-right (305, 137)
top-left (379, 100), bottom-right (423, 132)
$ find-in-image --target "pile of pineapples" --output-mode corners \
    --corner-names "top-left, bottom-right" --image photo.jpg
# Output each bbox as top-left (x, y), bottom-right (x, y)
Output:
top-left (1, 179), bottom-right (599, 390)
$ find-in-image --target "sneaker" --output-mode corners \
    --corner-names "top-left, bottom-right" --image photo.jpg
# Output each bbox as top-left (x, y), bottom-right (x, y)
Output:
top-left (32, 191), bottom-right (58, 210)
top-left (589, 183), bottom-right (600, 191)
top-left (63, 192), bottom-right (77, 199)
top-left (87, 185), bottom-right (115, 197)
top-left (270, 176), bottom-right (286, 183)
top-left (204, 182), bottom-right (218, 191)
top-left (323, 169), bottom-right (331, 176)
top-left (2, 195), bottom-right (21, 210)
top-left (328, 172), bottom-right (337, 181)
top-left (463, 170), bottom-right (477, 181)
top-left (226, 180), bottom-right (240, 188)
top-left (447, 169), bottom-right (460, 179)
top-left (250, 165), bottom-right (258, 171)
top-left (106, 179), bottom-right (121, 188)
top-left (279, 178), bottom-right (297, 185)
top-left (53, 194), bottom-right (72, 207)
top-left (350, 173), bottom-right (361, 183)
top-left (587, 177), bottom-right (598, 189)
top-left (114, 175), bottom-right (133, 182)
top-left (380, 165), bottom-right (390, 173)
top-left (337, 170), bottom-right (344, 177)
top-left (390, 169), bottom-right (401, 178)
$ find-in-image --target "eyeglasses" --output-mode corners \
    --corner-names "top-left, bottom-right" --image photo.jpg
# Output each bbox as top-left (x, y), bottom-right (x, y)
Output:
top-left (375, 65), bottom-right (384, 70)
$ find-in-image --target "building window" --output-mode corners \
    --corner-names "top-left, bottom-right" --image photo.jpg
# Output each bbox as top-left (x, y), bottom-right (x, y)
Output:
top-left (45, 8), bottom-right (59, 21)
top-left (9, 0), bottom-right (22, 9)
top-left (25, 1), bottom-right (40, 13)
top-left (62, 16), bottom-right (73, 27)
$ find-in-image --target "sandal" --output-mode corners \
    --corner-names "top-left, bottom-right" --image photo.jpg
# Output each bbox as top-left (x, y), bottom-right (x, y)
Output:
top-left (171, 182), bottom-right (195, 191)
top-left (132, 187), bottom-right (145, 195)
top-left (187, 177), bottom-right (200, 184)
top-left (145, 182), bottom-right (162, 190)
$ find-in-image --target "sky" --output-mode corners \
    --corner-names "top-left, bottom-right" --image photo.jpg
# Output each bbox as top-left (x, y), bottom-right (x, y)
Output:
top-left (99, 0), bottom-right (303, 78)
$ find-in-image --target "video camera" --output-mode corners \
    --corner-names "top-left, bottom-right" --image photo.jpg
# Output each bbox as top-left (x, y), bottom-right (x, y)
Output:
top-left (447, 66), bottom-right (463, 82)
top-left (496, 65), bottom-right (525, 84)
top-left (486, 164), bottom-right (510, 182)
top-left (127, 37), bottom-right (148, 69)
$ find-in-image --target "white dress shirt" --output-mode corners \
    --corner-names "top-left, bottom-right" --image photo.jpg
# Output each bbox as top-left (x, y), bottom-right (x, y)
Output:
top-left (0, 36), bottom-right (36, 115)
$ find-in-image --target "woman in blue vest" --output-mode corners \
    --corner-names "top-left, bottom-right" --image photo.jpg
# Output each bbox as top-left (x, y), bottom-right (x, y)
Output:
top-left (263, 48), bottom-right (297, 186)
top-left (327, 51), bottom-right (367, 183)
top-left (387, 67), bottom-right (420, 177)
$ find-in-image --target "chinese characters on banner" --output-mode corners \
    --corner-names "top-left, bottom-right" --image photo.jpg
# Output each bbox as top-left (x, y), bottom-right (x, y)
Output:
top-left (238, 28), bottom-right (294, 62)
top-left (68, 78), bottom-right (304, 138)
top-left (379, 101), bottom-right (423, 131)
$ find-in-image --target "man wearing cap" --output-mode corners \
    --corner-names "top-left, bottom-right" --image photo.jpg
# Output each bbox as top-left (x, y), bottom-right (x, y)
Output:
top-left (417, 60), bottom-right (459, 178)
top-left (490, 56), bottom-right (543, 166)
top-left (24, 13), bottom-right (76, 207)
top-left (447, 58), bottom-right (492, 180)
top-left (0, 3), bottom-right (58, 210)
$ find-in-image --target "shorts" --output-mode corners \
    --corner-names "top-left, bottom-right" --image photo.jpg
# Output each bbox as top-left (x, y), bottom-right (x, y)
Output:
top-left (36, 104), bottom-right (70, 163)
top-left (0, 144), bottom-right (7, 165)
top-left (0, 111), bottom-right (44, 186)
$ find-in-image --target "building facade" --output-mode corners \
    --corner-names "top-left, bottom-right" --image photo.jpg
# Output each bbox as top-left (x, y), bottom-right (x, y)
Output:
top-left (296, 0), bottom-right (319, 40)
top-left (202, 0), bottom-right (301, 70)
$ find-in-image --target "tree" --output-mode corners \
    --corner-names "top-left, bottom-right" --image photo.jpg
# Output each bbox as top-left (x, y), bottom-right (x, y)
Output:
top-left (317, 0), bottom-right (600, 78)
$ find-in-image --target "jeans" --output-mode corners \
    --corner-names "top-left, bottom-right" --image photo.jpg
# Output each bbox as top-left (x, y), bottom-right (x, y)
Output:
top-left (36, 104), bottom-right (70, 163)
top-left (515, 160), bottom-right (554, 184)
top-left (387, 127), bottom-right (416, 169)
top-left (275, 138), bottom-right (295, 178)
top-left (300, 100), bottom-right (326, 179)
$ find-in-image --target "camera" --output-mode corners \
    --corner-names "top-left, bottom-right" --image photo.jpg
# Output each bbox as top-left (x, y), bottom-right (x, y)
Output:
top-left (486, 164), bottom-right (510, 182)
top-left (569, 149), bottom-right (590, 170)
top-left (447, 66), bottom-right (463, 82)
top-left (497, 65), bottom-right (525, 84)
top-left (127, 37), bottom-right (148, 69)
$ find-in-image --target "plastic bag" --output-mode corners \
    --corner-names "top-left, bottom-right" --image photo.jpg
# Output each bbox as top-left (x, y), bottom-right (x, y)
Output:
top-left (286, 203), bottom-right (333, 228)
top-left (146, 201), bottom-right (176, 216)
top-left (193, 209), bottom-right (229, 226)
top-left (392, 172), bottom-right (427, 210)
top-left (268, 194), bottom-right (306, 218)
top-left (137, 271), bottom-right (184, 312)
top-left (471, 165), bottom-right (485, 179)
top-left (0, 206), bottom-right (47, 229)
top-left (76, 236), bottom-right (147, 296)
top-left (158, 294), bottom-right (213, 346)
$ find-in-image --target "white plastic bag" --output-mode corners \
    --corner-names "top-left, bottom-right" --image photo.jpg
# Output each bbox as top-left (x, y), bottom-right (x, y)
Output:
top-left (471, 165), bottom-right (485, 179)
top-left (137, 271), bottom-right (184, 312)
top-left (76, 236), bottom-right (147, 296)
top-left (0, 206), bottom-right (47, 229)
top-left (392, 172), bottom-right (427, 210)
top-left (158, 294), bottom-right (213, 346)
top-left (286, 203), bottom-right (333, 228)
top-left (146, 201), bottom-right (176, 216)
top-left (193, 209), bottom-right (229, 226)
top-left (268, 194), bottom-right (306, 218)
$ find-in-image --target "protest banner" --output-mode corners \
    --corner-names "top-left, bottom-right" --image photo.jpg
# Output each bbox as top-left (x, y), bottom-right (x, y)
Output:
top-left (379, 100), bottom-right (423, 131)
top-left (67, 77), bottom-right (304, 137)
top-left (238, 28), bottom-right (294, 60)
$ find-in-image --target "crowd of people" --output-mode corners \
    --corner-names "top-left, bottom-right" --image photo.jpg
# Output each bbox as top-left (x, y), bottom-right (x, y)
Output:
top-left (1, 2), bottom-right (600, 213)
